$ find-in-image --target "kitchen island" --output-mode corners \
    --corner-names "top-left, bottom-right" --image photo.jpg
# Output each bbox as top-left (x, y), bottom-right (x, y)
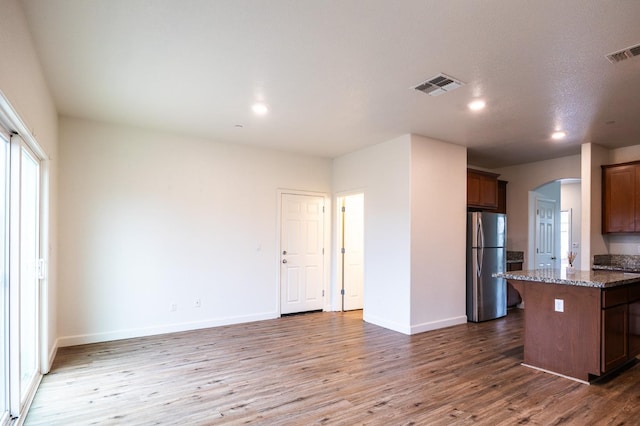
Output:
top-left (494, 269), bottom-right (640, 383)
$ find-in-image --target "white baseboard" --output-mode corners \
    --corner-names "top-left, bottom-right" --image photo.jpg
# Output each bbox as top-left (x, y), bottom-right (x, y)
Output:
top-left (363, 313), bottom-right (412, 334)
top-left (57, 312), bottom-right (279, 347)
top-left (409, 315), bottom-right (467, 334)
top-left (363, 313), bottom-right (467, 335)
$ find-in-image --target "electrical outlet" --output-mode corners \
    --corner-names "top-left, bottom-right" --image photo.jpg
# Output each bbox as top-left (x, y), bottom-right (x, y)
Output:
top-left (554, 298), bottom-right (564, 313)
top-left (194, 298), bottom-right (201, 308)
top-left (170, 303), bottom-right (177, 312)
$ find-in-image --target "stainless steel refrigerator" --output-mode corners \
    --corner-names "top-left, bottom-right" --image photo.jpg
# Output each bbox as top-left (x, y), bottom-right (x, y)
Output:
top-left (467, 212), bottom-right (507, 322)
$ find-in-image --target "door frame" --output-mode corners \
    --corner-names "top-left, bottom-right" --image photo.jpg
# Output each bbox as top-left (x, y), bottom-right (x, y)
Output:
top-left (276, 189), bottom-right (330, 315)
top-left (335, 190), bottom-right (365, 312)
top-left (560, 209), bottom-right (572, 268)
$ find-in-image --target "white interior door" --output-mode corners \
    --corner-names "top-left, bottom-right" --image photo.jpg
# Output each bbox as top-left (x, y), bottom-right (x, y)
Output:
top-left (280, 194), bottom-right (324, 314)
top-left (535, 198), bottom-right (557, 268)
top-left (342, 194), bottom-right (364, 311)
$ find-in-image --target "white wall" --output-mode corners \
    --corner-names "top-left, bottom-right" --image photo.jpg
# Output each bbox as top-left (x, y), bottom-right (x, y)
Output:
top-left (333, 135), bottom-right (412, 333)
top-left (561, 182), bottom-right (582, 269)
top-left (409, 135), bottom-right (466, 332)
top-left (581, 143), bottom-right (609, 268)
top-left (0, 0), bottom-right (58, 365)
top-left (333, 134), bottom-right (466, 334)
top-left (58, 117), bottom-right (332, 345)
top-left (494, 155), bottom-right (580, 269)
top-left (610, 145), bottom-right (640, 164)
top-left (494, 143), bottom-right (640, 266)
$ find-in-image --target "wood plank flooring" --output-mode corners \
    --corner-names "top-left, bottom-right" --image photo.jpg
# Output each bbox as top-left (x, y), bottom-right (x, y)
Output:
top-left (25, 310), bottom-right (640, 425)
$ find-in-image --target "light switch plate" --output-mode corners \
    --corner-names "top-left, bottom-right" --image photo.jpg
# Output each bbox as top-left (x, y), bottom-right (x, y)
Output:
top-left (554, 298), bottom-right (564, 312)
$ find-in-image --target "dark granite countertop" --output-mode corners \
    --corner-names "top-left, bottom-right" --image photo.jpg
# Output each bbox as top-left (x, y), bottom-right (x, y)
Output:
top-left (592, 264), bottom-right (640, 273)
top-left (593, 254), bottom-right (640, 273)
top-left (493, 269), bottom-right (640, 288)
top-left (506, 251), bottom-right (524, 263)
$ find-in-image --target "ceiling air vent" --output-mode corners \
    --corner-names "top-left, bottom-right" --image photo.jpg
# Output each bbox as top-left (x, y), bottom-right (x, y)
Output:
top-left (605, 43), bottom-right (640, 63)
top-left (414, 73), bottom-right (465, 96)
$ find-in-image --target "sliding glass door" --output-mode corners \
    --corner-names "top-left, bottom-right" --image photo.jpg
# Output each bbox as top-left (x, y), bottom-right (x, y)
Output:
top-left (0, 129), bottom-right (43, 425)
top-left (0, 93), bottom-right (47, 425)
top-left (19, 145), bottom-right (40, 406)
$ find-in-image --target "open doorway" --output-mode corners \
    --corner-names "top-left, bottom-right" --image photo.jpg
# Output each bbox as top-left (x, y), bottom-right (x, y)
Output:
top-left (528, 179), bottom-right (581, 269)
top-left (337, 193), bottom-right (364, 311)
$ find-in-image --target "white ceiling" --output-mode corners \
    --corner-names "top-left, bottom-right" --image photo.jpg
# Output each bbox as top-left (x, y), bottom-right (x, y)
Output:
top-left (20, 0), bottom-right (640, 168)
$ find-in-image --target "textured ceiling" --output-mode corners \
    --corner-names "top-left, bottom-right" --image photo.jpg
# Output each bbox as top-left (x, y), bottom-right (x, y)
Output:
top-left (20, 0), bottom-right (640, 168)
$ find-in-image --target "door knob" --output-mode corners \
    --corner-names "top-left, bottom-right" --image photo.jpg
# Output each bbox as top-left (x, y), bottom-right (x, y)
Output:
top-left (282, 250), bottom-right (287, 255)
top-left (282, 259), bottom-right (287, 264)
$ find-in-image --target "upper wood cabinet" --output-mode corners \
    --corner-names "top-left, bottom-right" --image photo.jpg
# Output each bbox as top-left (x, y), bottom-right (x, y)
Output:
top-left (602, 161), bottom-right (640, 233)
top-left (495, 180), bottom-right (508, 214)
top-left (467, 168), bottom-right (499, 209)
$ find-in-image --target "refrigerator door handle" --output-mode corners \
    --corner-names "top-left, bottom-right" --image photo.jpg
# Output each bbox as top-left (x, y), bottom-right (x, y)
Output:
top-left (477, 218), bottom-right (484, 276)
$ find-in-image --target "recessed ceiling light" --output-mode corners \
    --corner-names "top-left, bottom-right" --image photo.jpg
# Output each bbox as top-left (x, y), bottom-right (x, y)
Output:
top-left (252, 103), bottom-right (268, 115)
top-left (468, 100), bottom-right (486, 111)
top-left (551, 131), bottom-right (567, 140)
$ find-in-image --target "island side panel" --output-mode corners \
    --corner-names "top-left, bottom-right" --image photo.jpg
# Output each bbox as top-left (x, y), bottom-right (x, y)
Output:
top-left (512, 280), bottom-right (601, 381)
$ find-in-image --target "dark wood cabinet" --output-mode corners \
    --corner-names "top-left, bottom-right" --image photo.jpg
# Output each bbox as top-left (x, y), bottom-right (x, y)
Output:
top-left (507, 262), bottom-right (523, 271)
top-left (506, 261), bottom-right (522, 307)
top-left (495, 180), bottom-right (508, 214)
top-left (628, 300), bottom-right (640, 358)
top-left (629, 285), bottom-right (640, 357)
top-left (467, 169), bottom-right (499, 209)
top-left (602, 304), bottom-right (628, 372)
top-left (602, 161), bottom-right (640, 233)
top-left (600, 285), bottom-right (640, 374)
top-left (508, 279), bottom-right (640, 381)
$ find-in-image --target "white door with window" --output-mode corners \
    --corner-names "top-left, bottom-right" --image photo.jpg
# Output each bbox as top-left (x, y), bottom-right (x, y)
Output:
top-left (535, 198), bottom-right (557, 268)
top-left (280, 193), bottom-right (325, 314)
top-left (341, 193), bottom-right (364, 311)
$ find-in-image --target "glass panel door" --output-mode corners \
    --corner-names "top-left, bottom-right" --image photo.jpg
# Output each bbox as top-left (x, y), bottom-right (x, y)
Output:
top-left (19, 146), bottom-right (40, 405)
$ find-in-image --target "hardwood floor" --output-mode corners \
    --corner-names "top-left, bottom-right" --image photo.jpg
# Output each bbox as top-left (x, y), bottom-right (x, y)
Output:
top-left (25, 310), bottom-right (640, 425)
